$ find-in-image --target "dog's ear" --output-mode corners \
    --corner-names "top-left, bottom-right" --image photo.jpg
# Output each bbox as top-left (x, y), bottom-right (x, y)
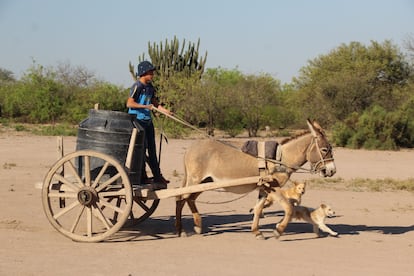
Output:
top-left (320, 203), bottom-right (326, 209)
top-left (292, 181), bottom-right (298, 186)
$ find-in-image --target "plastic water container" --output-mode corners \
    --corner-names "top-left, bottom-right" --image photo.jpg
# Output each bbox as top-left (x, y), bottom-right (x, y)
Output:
top-left (76, 109), bottom-right (144, 184)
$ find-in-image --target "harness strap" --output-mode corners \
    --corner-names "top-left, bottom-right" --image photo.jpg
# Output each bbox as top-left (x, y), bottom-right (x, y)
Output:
top-left (276, 143), bottom-right (282, 162)
top-left (257, 142), bottom-right (267, 176)
top-left (257, 142), bottom-right (266, 169)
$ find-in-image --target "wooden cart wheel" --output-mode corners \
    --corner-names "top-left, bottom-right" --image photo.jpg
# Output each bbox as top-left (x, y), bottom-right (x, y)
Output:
top-left (106, 195), bottom-right (159, 227)
top-left (124, 197), bottom-right (160, 227)
top-left (42, 150), bottom-right (133, 242)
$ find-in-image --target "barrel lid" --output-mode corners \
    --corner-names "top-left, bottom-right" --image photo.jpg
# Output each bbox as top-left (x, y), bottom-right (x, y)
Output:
top-left (87, 109), bottom-right (133, 120)
top-left (78, 109), bottom-right (143, 132)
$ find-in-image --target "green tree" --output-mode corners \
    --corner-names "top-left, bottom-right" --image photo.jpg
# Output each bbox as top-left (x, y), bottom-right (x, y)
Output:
top-left (63, 82), bottom-right (126, 124)
top-left (196, 68), bottom-right (245, 135)
top-left (0, 68), bottom-right (16, 117)
top-left (293, 40), bottom-right (412, 127)
top-left (0, 61), bottom-right (126, 124)
top-left (332, 100), bottom-right (414, 149)
top-left (0, 68), bottom-right (15, 82)
top-left (273, 83), bottom-right (302, 128)
top-left (1, 63), bottom-right (63, 123)
top-left (189, 68), bottom-right (282, 137)
top-left (235, 74), bottom-right (281, 136)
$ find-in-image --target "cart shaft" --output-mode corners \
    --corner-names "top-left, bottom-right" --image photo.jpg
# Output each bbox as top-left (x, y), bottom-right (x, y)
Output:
top-left (134, 176), bottom-right (261, 200)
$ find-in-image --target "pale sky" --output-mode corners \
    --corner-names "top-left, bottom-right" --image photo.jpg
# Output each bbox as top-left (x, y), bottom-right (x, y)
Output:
top-left (1, 0), bottom-right (413, 87)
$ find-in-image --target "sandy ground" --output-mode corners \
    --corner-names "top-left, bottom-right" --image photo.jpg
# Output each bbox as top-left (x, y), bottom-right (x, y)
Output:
top-left (1, 132), bottom-right (414, 276)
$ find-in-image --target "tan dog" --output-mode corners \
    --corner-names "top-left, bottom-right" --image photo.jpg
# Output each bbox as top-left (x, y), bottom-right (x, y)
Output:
top-left (264, 180), bottom-right (307, 209)
top-left (287, 203), bottom-right (339, 237)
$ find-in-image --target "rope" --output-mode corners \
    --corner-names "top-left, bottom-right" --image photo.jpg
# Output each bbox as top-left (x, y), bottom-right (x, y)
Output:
top-left (196, 190), bottom-right (251, 204)
top-left (152, 106), bottom-right (210, 138)
top-left (152, 106), bottom-right (310, 172)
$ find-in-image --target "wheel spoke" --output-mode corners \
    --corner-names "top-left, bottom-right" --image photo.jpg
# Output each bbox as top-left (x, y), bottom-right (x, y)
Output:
top-left (70, 205), bottom-right (85, 233)
top-left (98, 198), bottom-right (125, 214)
top-left (86, 207), bottom-right (92, 237)
top-left (95, 173), bottom-right (122, 192)
top-left (135, 200), bottom-right (151, 212)
top-left (66, 159), bottom-right (85, 187)
top-left (53, 174), bottom-right (80, 192)
top-left (92, 203), bottom-right (113, 230)
top-left (84, 155), bottom-right (91, 186)
top-left (48, 192), bottom-right (77, 198)
top-left (113, 198), bottom-right (122, 221)
top-left (129, 212), bottom-right (135, 220)
top-left (99, 189), bottom-right (126, 198)
top-left (53, 200), bottom-right (80, 220)
top-left (124, 199), bottom-right (160, 227)
top-left (91, 161), bottom-right (110, 188)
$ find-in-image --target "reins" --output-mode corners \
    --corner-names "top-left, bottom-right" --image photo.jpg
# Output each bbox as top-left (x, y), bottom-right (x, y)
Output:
top-left (152, 106), bottom-right (210, 138)
top-left (152, 106), bottom-right (330, 175)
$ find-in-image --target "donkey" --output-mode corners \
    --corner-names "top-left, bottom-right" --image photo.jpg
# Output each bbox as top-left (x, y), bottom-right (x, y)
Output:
top-left (175, 119), bottom-right (336, 239)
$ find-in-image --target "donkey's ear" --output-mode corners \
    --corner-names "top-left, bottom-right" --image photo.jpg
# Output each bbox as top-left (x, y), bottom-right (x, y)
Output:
top-left (313, 121), bottom-right (322, 130)
top-left (306, 119), bottom-right (318, 137)
top-left (312, 120), bottom-right (326, 135)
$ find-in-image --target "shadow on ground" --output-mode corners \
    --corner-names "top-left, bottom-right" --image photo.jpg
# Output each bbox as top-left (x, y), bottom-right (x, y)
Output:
top-left (106, 210), bottom-right (414, 242)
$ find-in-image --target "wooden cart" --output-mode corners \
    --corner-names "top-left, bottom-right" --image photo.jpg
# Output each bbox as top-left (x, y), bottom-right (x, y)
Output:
top-left (41, 109), bottom-right (260, 242)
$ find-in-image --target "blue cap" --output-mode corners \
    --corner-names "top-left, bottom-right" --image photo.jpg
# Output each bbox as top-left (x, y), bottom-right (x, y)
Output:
top-left (137, 61), bottom-right (156, 77)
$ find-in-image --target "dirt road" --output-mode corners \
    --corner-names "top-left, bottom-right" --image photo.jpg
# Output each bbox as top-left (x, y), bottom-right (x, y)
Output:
top-left (1, 133), bottom-right (413, 276)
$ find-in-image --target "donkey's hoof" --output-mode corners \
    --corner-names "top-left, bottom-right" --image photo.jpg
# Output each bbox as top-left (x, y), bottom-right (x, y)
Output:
top-left (255, 233), bottom-right (265, 240)
top-left (194, 226), bottom-right (202, 235)
top-left (276, 223), bottom-right (284, 233)
top-left (273, 230), bottom-right (281, 239)
top-left (274, 223), bottom-right (283, 239)
top-left (180, 231), bottom-right (188, 238)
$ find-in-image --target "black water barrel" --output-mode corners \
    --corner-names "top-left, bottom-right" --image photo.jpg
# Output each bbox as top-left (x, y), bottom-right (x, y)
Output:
top-left (76, 109), bottom-right (145, 185)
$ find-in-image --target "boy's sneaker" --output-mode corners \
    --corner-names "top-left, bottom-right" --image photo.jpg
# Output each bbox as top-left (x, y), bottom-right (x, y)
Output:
top-left (152, 182), bottom-right (167, 190)
top-left (141, 177), bottom-right (153, 184)
top-left (152, 175), bottom-right (169, 190)
top-left (154, 175), bottom-right (170, 184)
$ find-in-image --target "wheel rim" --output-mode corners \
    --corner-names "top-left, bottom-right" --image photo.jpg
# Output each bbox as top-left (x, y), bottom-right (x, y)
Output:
top-left (42, 150), bottom-right (132, 242)
top-left (124, 198), bottom-right (160, 227)
top-left (105, 196), bottom-right (160, 227)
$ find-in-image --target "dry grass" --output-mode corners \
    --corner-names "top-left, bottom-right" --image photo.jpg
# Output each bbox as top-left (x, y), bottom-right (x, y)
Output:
top-left (2, 162), bottom-right (17, 169)
top-left (308, 177), bottom-right (414, 192)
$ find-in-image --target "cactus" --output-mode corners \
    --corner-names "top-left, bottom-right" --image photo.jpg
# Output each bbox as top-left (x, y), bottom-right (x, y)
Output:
top-left (130, 36), bottom-right (207, 80)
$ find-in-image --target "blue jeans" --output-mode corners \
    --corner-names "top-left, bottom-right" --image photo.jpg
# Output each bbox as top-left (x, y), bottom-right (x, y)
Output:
top-left (138, 120), bottom-right (161, 180)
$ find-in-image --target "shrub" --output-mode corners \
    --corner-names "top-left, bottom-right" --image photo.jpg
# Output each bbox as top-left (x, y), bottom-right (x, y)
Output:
top-left (218, 107), bottom-right (245, 137)
top-left (332, 122), bottom-right (353, 147)
top-left (332, 105), bottom-right (414, 150)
